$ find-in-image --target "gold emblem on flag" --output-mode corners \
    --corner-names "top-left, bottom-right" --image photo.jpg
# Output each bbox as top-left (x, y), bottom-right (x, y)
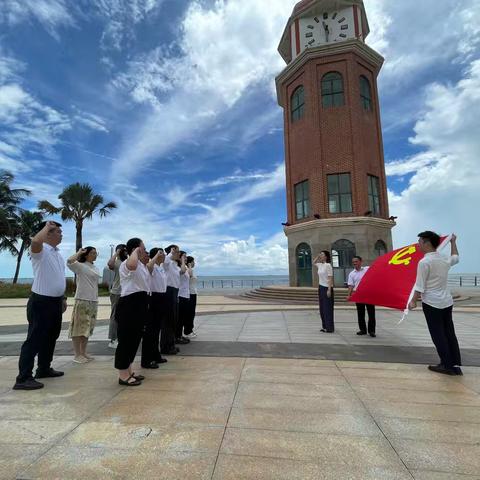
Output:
top-left (388, 245), bottom-right (416, 266)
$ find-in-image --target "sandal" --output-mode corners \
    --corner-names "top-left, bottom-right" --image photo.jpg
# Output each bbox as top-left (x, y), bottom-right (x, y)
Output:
top-left (132, 373), bottom-right (145, 381)
top-left (118, 374), bottom-right (142, 386)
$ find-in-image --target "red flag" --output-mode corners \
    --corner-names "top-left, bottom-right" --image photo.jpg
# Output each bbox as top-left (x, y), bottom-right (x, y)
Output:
top-left (350, 237), bottom-right (449, 311)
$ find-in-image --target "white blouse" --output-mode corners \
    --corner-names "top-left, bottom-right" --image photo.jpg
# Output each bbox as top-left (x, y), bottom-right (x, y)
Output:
top-left (67, 261), bottom-right (101, 302)
top-left (150, 264), bottom-right (167, 293)
top-left (315, 262), bottom-right (333, 287)
top-left (189, 269), bottom-right (198, 295)
top-left (163, 253), bottom-right (181, 289)
top-left (179, 269), bottom-right (190, 299)
top-left (119, 260), bottom-right (151, 297)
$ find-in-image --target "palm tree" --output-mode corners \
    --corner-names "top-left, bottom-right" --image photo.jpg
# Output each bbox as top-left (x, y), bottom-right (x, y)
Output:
top-left (0, 211), bottom-right (44, 283)
top-left (38, 183), bottom-right (117, 251)
top-left (0, 170), bottom-right (31, 236)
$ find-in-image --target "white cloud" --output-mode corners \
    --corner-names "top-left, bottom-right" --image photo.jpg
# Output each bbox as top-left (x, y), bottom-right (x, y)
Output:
top-left (110, 0), bottom-right (298, 181)
top-left (0, 0), bottom-right (75, 39)
top-left (389, 59), bottom-right (480, 271)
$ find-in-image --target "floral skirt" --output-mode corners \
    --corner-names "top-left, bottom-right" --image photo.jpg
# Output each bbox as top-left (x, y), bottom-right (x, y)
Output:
top-left (69, 299), bottom-right (98, 338)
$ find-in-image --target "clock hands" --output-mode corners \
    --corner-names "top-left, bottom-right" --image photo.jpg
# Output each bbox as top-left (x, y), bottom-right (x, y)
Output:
top-left (322, 21), bottom-right (330, 42)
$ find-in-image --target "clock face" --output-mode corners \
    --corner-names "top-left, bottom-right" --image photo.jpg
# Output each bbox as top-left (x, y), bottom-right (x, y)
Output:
top-left (298, 7), bottom-right (356, 50)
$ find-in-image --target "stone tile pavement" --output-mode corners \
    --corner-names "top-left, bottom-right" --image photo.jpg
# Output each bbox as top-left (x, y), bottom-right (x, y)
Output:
top-left (1, 355), bottom-right (480, 479)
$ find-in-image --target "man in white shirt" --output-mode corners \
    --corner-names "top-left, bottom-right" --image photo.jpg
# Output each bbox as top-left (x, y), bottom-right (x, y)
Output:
top-left (409, 231), bottom-right (462, 376)
top-left (14, 221), bottom-right (67, 390)
top-left (347, 256), bottom-right (376, 337)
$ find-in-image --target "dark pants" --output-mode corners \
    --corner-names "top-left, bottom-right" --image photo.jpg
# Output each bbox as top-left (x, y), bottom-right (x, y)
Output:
top-left (161, 286), bottom-right (178, 353)
top-left (184, 294), bottom-right (197, 335)
top-left (356, 303), bottom-right (376, 334)
top-left (114, 292), bottom-right (148, 370)
top-left (176, 296), bottom-right (190, 338)
top-left (423, 303), bottom-right (462, 369)
top-left (318, 286), bottom-right (334, 332)
top-left (141, 292), bottom-right (167, 365)
top-left (17, 293), bottom-right (63, 382)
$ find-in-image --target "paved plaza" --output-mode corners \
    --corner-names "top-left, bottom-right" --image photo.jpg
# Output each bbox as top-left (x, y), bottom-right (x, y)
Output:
top-left (1, 301), bottom-right (480, 479)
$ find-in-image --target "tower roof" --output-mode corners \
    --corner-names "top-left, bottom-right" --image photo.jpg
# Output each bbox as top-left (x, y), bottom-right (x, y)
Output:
top-left (278, 0), bottom-right (370, 63)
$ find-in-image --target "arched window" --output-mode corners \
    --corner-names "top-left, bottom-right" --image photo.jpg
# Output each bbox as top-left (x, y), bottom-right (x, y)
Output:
top-left (296, 243), bottom-right (312, 287)
top-left (291, 86), bottom-right (305, 122)
top-left (331, 239), bottom-right (356, 268)
top-left (360, 76), bottom-right (372, 111)
top-left (321, 72), bottom-right (345, 108)
top-left (375, 240), bottom-right (387, 257)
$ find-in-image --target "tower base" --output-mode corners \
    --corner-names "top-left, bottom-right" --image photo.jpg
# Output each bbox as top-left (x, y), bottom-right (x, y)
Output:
top-left (285, 217), bottom-right (395, 287)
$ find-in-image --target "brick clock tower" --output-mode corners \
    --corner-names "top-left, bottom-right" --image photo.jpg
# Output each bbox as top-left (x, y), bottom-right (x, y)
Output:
top-left (276, 0), bottom-right (395, 287)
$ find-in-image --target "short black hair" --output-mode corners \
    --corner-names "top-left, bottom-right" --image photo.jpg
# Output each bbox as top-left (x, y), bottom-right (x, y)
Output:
top-left (187, 256), bottom-right (194, 264)
top-left (321, 250), bottom-right (331, 263)
top-left (149, 247), bottom-right (163, 259)
top-left (39, 220), bottom-right (61, 231)
top-left (353, 255), bottom-right (362, 261)
top-left (78, 246), bottom-right (96, 263)
top-left (165, 244), bottom-right (178, 254)
top-left (115, 243), bottom-right (126, 251)
top-left (418, 231), bottom-right (441, 249)
top-left (126, 238), bottom-right (143, 255)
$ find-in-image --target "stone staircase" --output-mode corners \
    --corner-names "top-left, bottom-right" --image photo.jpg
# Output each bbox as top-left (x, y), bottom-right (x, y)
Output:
top-left (241, 286), bottom-right (350, 305)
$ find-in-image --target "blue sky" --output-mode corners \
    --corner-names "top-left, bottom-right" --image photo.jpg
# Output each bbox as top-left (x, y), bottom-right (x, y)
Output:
top-left (0, 0), bottom-right (479, 278)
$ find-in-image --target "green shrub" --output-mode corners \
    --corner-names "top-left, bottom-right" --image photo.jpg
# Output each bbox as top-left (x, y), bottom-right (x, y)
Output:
top-left (0, 280), bottom-right (111, 298)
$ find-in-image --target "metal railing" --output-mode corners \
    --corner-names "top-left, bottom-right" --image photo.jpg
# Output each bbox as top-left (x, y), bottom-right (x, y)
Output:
top-left (447, 275), bottom-right (479, 287)
top-left (197, 279), bottom-right (289, 289)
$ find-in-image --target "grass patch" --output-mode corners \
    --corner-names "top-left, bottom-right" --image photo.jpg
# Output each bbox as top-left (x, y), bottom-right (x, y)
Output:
top-left (0, 280), bottom-right (111, 299)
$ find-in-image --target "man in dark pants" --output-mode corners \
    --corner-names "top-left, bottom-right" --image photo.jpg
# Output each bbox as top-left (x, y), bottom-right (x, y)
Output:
top-left (347, 256), bottom-right (376, 337)
top-left (409, 231), bottom-right (462, 376)
top-left (13, 221), bottom-right (67, 390)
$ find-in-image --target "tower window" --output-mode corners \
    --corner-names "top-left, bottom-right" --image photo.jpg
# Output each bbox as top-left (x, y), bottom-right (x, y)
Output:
top-left (321, 72), bottom-right (345, 108)
top-left (328, 173), bottom-right (352, 213)
top-left (375, 240), bottom-right (387, 257)
top-left (291, 86), bottom-right (305, 122)
top-left (368, 175), bottom-right (381, 215)
top-left (360, 75), bottom-right (372, 111)
top-left (294, 180), bottom-right (310, 220)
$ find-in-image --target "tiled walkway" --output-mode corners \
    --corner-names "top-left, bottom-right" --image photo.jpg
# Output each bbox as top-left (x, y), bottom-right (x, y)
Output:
top-left (1, 355), bottom-right (480, 479)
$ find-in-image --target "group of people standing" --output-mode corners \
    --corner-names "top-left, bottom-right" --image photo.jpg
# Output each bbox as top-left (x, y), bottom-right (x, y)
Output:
top-left (314, 251), bottom-right (376, 337)
top-left (13, 221), bottom-right (197, 390)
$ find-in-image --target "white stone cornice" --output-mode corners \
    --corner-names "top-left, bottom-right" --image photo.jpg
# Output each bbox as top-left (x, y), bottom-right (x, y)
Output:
top-left (284, 216), bottom-right (396, 235)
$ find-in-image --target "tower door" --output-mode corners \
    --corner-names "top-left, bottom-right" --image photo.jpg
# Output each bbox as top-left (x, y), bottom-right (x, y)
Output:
top-left (296, 243), bottom-right (313, 287)
top-left (331, 239), bottom-right (356, 286)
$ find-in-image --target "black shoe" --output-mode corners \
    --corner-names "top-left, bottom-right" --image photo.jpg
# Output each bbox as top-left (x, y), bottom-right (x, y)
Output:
top-left (156, 358), bottom-right (168, 364)
top-left (369, 333), bottom-right (376, 338)
top-left (163, 349), bottom-right (178, 355)
top-left (175, 337), bottom-right (189, 345)
top-left (356, 331), bottom-right (367, 336)
top-left (132, 374), bottom-right (145, 381)
top-left (320, 329), bottom-right (326, 333)
top-left (325, 330), bottom-right (334, 333)
top-left (35, 368), bottom-right (64, 379)
top-left (13, 378), bottom-right (44, 390)
top-left (453, 366), bottom-right (463, 376)
top-left (141, 361), bottom-right (159, 369)
top-left (181, 336), bottom-right (191, 343)
top-left (428, 364), bottom-right (456, 375)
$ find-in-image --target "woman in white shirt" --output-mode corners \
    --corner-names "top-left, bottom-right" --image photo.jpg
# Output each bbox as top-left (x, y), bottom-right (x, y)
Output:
top-left (176, 251), bottom-right (191, 343)
top-left (114, 238), bottom-right (151, 386)
top-left (313, 250), bottom-right (335, 333)
top-left (67, 247), bottom-right (102, 364)
top-left (184, 256), bottom-right (197, 338)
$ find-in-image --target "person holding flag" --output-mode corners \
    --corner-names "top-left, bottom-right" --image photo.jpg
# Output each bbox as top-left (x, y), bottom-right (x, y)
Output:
top-left (408, 232), bottom-right (462, 376)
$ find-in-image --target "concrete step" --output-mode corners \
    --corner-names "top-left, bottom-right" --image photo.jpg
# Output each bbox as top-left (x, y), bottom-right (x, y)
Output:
top-left (241, 286), bottom-right (350, 304)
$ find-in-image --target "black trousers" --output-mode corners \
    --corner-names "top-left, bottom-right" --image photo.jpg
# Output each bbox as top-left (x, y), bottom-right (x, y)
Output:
top-left (17, 293), bottom-right (63, 382)
top-left (356, 303), bottom-right (376, 334)
top-left (114, 292), bottom-right (148, 370)
top-left (318, 286), bottom-right (334, 332)
top-left (184, 294), bottom-right (197, 335)
top-left (176, 296), bottom-right (190, 338)
top-left (423, 303), bottom-right (462, 368)
top-left (141, 292), bottom-right (166, 365)
top-left (161, 286), bottom-right (178, 353)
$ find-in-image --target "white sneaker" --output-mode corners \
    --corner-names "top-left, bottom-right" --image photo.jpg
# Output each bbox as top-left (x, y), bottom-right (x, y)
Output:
top-left (108, 340), bottom-right (118, 349)
top-left (73, 355), bottom-right (88, 364)
top-left (185, 332), bottom-right (197, 338)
